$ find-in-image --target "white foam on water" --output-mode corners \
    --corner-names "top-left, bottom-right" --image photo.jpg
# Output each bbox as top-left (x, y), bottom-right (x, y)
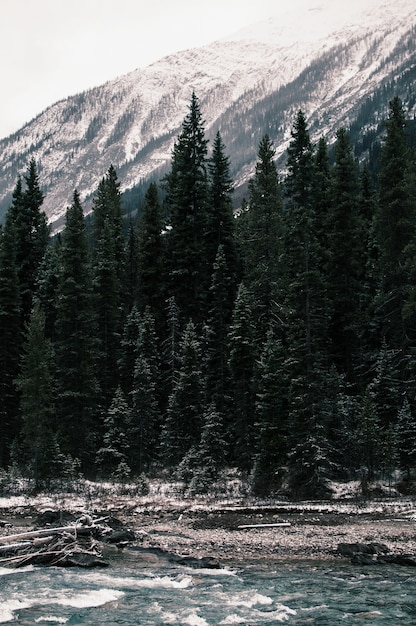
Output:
top-left (55, 588), bottom-right (124, 608)
top-left (35, 617), bottom-right (68, 623)
top-left (0, 565), bottom-right (35, 577)
top-left (0, 599), bottom-right (32, 623)
top-left (82, 570), bottom-right (193, 590)
top-left (184, 567), bottom-right (238, 577)
top-left (149, 603), bottom-right (208, 625)
top-left (227, 591), bottom-right (273, 608)
top-left (219, 615), bottom-right (247, 624)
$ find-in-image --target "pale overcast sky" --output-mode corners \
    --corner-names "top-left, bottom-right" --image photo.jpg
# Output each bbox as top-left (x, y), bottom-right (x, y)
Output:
top-left (0, 0), bottom-right (287, 139)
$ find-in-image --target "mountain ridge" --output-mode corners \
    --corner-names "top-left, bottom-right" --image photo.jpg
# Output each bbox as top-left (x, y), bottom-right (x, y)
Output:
top-left (0, 0), bottom-right (415, 226)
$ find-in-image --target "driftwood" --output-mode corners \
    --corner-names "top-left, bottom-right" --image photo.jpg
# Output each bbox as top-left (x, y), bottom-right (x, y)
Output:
top-left (237, 522), bottom-right (291, 529)
top-left (0, 517), bottom-right (116, 568)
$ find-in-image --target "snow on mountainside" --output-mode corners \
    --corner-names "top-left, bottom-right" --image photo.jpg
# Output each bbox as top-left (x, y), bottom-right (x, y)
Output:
top-left (0, 0), bottom-right (415, 226)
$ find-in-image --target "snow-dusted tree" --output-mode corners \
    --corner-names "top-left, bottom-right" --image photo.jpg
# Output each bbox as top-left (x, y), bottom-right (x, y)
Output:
top-left (129, 307), bottom-right (161, 474)
top-left (161, 320), bottom-right (204, 467)
top-left (228, 282), bottom-right (256, 471)
top-left (16, 302), bottom-right (62, 488)
top-left (178, 403), bottom-right (227, 494)
top-left (252, 329), bottom-right (288, 496)
top-left (96, 386), bottom-right (130, 479)
top-left (355, 387), bottom-right (383, 482)
top-left (396, 397), bottom-right (416, 479)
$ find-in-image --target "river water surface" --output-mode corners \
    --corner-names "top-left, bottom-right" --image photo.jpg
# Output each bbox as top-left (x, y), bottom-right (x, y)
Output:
top-left (1, 555), bottom-right (416, 625)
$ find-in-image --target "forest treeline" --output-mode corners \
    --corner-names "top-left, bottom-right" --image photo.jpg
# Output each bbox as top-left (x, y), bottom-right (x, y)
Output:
top-left (0, 92), bottom-right (416, 498)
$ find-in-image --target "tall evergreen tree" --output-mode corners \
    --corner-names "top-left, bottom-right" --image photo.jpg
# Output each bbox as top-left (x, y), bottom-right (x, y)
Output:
top-left (242, 135), bottom-right (283, 343)
top-left (326, 128), bottom-right (360, 379)
top-left (0, 213), bottom-right (21, 467)
top-left (375, 97), bottom-right (414, 353)
top-left (396, 397), bottom-right (416, 479)
top-left (96, 387), bottom-right (131, 479)
top-left (16, 302), bottom-right (61, 488)
top-left (161, 320), bottom-right (204, 466)
top-left (164, 92), bottom-right (210, 323)
top-left (93, 217), bottom-right (121, 408)
top-left (130, 307), bottom-right (161, 474)
top-left (206, 131), bottom-right (239, 292)
top-left (228, 282), bottom-right (256, 471)
top-left (54, 191), bottom-right (99, 472)
top-left (252, 329), bottom-right (288, 495)
top-left (137, 182), bottom-right (165, 326)
top-left (204, 245), bottom-right (233, 423)
top-left (11, 160), bottom-right (50, 325)
top-left (36, 234), bottom-right (62, 342)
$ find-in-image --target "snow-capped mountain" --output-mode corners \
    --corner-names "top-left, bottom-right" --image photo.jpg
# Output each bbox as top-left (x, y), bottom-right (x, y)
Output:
top-left (0, 0), bottom-right (415, 226)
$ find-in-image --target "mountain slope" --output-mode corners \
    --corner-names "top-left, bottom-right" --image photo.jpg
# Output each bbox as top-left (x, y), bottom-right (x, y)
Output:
top-left (0, 0), bottom-right (415, 226)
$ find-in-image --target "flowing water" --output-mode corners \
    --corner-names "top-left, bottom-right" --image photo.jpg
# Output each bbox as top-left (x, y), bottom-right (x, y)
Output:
top-left (1, 556), bottom-right (416, 625)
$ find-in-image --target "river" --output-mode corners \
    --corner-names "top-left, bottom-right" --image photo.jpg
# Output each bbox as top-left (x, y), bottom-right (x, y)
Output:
top-left (1, 555), bottom-right (415, 625)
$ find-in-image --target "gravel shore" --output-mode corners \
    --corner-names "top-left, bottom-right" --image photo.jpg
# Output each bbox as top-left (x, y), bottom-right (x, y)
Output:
top-left (1, 489), bottom-right (416, 566)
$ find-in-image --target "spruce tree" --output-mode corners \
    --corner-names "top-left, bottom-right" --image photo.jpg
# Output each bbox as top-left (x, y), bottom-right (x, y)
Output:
top-left (242, 135), bottom-right (283, 343)
top-left (54, 191), bottom-right (99, 472)
top-left (375, 97), bottom-right (415, 358)
top-left (206, 131), bottom-right (239, 293)
top-left (326, 128), bottom-right (360, 379)
top-left (93, 217), bottom-right (121, 408)
top-left (91, 166), bottom-right (125, 408)
top-left (396, 397), bottom-right (416, 479)
top-left (0, 213), bottom-right (21, 468)
top-left (228, 282), bottom-right (256, 471)
top-left (161, 320), bottom-right (204, 467)
top-left (96, 387), bottom-right (130, 479)
top-left (36, 234), bottom-right (62, 342)
top-left (252, 329), bottom-right (288, 496)
top-left (137, 182), bottom-right (165, 326)
top-left (129, 307), bottom-right (161, 474)
top-left (12, 160), bottom-right (50, 325)
top-left (16, 302), bottom-right (61, 488)
top-left (118, 305), bottom-right (141, 396)
top-left (164, 92), bottom-right (210, 323)
top-left (123, 220), bottom-right (140, 312)
top-left (204, 245), bottom-right (233, 423)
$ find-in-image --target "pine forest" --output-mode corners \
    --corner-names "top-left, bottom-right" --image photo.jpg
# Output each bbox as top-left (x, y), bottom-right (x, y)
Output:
top-left (1, 92), bottom-right (416, 499)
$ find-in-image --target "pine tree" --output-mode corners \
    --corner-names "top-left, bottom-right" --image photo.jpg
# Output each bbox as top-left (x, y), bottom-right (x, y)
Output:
top-left (161, 320), bottom-right (204, 466)
top-left (93, 218), bottom-right (121, 407)
top-left (252, 329), bottom-right (288, 496)
top-left (206, 131), bottom-right (239, 292)
top-left (242, 135), bottom-right (283, 343)
top-left (180, 403), bottom-right (227, 494)
top-left (204, 245), bottom-right (233, 422)
top-left (16, 302), bottom-right (61, 488)
top-left (123, 220), bottom-right (140, 312)
top-left (396, 397), bottom-right (416, 479)
top-left (118, 305), bottom-right (141, 396)
top-left (283, 110), bottom-right (328, 378)
top-left (96, 387), bottom-right (130, 479)
top-left (355, 387), bottom-right (383, 482)
top-left (326, 128), bottom-right (360, 379)
top-left (137, 182), bottom-right (165, 326)
top-left (0, 213), bottom-right (21, 468)
top-left (375, 97), bottom-right (415, 357)
top-left (91, 166), bottom-right (125, 408)
top-left (11, 160), bottom-right (50, 325)
top-left (129, 307), bottom-right (161, 473)
top-left (228, 282), bottom-right (256, 471)
top-left (36, 234), bottom-right (62, 341)
top-left (164, 92), bottom-right (210, 323)
top-left (54, 191), bottom-right (99, 472)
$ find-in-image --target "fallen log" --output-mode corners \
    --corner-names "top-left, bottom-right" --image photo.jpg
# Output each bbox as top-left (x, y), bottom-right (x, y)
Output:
top-left (0, 525), bottom-right (96, 544)
top-left (237, 522), bottom-right (291, 529)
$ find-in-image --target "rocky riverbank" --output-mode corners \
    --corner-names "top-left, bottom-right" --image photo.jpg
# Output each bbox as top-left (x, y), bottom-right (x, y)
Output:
top-left (1, 485), bottom-right (416, 567)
